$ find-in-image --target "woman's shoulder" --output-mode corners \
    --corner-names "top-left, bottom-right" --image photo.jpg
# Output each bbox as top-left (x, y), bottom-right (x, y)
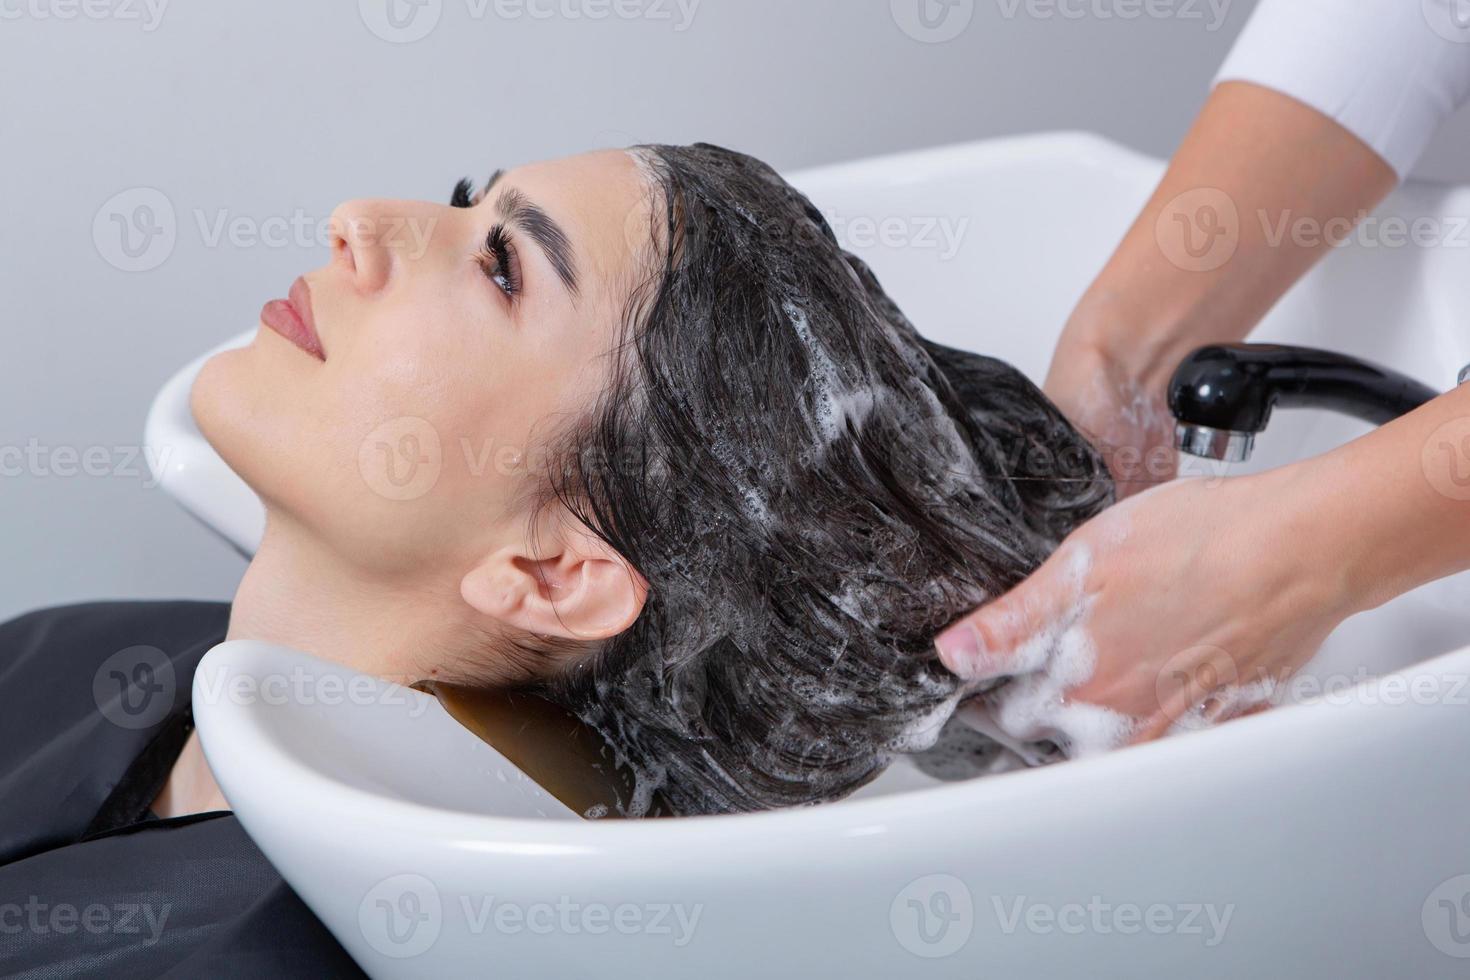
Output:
top-left (0, 599), bottom-right (233, 866)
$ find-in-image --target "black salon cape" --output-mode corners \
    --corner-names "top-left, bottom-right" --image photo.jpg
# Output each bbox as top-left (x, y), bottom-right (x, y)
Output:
top-left (0, 600), bottom-right (365, 978)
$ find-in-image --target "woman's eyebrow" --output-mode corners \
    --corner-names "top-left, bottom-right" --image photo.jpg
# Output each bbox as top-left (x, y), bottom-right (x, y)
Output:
top-left (492, 186), bottom-right (580, 297)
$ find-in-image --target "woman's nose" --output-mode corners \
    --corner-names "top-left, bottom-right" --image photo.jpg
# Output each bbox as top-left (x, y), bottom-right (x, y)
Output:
top-left (328, 198), bottom-right (437, 295)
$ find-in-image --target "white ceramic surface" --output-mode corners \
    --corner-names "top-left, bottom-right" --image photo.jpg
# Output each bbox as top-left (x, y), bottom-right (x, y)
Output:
top-left (160, 132), bottom-right (1470, 977)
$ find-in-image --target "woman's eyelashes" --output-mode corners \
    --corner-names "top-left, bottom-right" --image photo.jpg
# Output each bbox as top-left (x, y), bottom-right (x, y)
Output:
top-left (450, 177), bottom-right (475, 209)
top-left (476, 224), bottom-right (522, 298)
top-left (448, 178), bottom-right (520, 299)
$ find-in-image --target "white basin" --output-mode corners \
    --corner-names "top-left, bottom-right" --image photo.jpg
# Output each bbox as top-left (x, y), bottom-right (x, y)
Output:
top-left (153, 133), bottom-right (1470, 976)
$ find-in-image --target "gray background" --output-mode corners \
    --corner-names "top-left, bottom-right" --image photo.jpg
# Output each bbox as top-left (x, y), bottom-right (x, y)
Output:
top-left (4, 0), bottom-right (1470, 622)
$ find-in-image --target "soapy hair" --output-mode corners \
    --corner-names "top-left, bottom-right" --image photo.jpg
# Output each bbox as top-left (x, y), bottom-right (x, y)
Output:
top-left (532, 143), bottom-right (1114, 815)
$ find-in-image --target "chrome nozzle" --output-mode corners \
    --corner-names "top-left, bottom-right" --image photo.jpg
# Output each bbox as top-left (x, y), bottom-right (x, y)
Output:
top-left (1175, 423), bottom-right (1254, 463)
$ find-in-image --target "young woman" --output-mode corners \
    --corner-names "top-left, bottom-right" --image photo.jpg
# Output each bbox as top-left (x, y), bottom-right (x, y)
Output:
top-left (0, 143), bottom-right (1111, 973)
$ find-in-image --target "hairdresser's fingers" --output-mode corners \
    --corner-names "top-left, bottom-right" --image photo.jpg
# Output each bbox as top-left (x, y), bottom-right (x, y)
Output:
top-left (1042, 334), bottom-right (1177, 498)
top-left (933, 552), bottom-right (1083, 682)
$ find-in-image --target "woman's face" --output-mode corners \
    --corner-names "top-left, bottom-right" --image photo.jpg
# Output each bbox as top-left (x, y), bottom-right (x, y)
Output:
top-left (193, 149), bottom-right (655, 658)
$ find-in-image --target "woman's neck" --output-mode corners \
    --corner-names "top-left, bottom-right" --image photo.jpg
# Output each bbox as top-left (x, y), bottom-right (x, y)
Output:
top-left (157, 519), bottom-right (472, 821)
top-left (226, 518), bottom-right (465, 685)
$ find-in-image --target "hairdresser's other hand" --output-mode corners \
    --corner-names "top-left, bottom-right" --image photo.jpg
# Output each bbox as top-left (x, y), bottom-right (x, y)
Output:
top-left (1043, 322), bottom-right (1177, 500)
top-left (933, 466), bottom-right (1359, 746)
top-left (1038, 83), bottom-right (1398, 500)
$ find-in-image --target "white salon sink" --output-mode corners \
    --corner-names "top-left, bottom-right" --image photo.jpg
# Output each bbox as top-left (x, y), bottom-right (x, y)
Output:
top-left (153, 133), bottom-right (1470, 977)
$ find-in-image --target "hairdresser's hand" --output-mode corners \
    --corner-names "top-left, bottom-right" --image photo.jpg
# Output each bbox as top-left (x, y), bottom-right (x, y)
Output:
top-left (1043, 325), bottom-right (1177, 499)
top-left (934, 466), bottom-right (1359, 748)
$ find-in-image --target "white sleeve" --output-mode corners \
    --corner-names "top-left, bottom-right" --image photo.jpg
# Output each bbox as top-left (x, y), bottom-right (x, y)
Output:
top-left (1213, 0), bottom-right (1470, 178)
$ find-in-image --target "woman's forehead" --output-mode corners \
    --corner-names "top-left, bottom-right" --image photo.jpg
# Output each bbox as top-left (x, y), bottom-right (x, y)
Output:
top-left (499, 149), bottom-right (656, 292)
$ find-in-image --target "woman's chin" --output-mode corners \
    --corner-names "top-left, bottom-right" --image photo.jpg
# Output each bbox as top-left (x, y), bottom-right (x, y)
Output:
top-left (189, 345), bottom-right (282, 493)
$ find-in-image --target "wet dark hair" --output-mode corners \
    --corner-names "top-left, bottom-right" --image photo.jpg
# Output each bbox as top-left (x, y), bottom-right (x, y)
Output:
top-left (531, 143), bottom-right (1113, 815)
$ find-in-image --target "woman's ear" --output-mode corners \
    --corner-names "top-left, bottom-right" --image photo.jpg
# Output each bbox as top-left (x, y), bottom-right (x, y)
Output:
top-left (460, 518), bottom-right (648, 642)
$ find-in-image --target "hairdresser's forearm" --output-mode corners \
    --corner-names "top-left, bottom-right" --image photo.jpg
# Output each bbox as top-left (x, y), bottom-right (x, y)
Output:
top-left (1293, 384), bottom-right (1470, 615)
top-left (1060, 81), bottom-right (1398, 389)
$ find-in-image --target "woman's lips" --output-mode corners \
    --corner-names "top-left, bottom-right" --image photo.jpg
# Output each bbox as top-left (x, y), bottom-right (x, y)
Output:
top-left (260, 276), bottom-right (325, 361)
